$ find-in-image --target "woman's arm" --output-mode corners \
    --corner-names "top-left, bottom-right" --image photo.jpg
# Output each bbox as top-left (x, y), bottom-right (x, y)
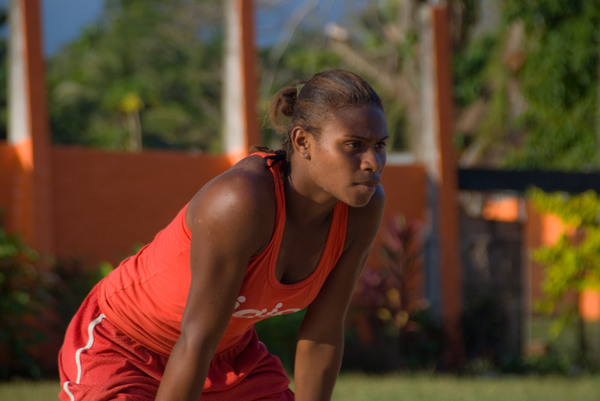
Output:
top-left (155, 165), bottom-right (275, 401)
top-left (294, 186), bottom-right (385, 401)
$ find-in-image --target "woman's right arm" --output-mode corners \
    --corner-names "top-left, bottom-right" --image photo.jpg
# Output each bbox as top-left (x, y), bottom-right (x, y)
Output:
top-left (155, 167), bottom-right (274, 401)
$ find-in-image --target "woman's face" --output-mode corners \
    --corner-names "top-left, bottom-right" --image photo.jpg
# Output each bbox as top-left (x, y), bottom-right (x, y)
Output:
top-left (305, 104), bottom-right (388, 207)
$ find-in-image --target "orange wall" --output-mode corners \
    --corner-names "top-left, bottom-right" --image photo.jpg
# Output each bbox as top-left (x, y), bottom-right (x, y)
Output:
top-left (381, 164), bottom-right (427, 224)
top-left (372, 163), bottom-right (428, 269)
top-left (3, 143), bottom-right (428, 270)
top-left (51, 147), bottom-right (232, 265)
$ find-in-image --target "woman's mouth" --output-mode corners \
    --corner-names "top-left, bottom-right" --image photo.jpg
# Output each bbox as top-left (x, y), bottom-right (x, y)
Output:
top-left (355, 181), bottom-right (379, 192)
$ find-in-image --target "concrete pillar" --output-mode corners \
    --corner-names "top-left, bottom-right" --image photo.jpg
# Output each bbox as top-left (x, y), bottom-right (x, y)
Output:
top-left (223, 0), bottom-right (259, 164)
top-left (7, 0), bottom-right (53, 255)
top-left (418, 3), bottom-right (463, 367)
top-left (431, 4), bottom-right (463, 367)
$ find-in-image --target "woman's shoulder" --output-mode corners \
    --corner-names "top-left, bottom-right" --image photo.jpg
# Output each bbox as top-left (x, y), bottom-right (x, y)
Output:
top-left (218, 154), bottom-right (279, 201)
top-left (228, 153), bottom-right (279, 180)
top-left (185, 154), bottom-right (277, 233)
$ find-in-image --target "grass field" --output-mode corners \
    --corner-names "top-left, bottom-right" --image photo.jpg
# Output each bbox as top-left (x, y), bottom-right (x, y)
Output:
top-left (333, 374), bottom-right (600, 401)
top-left (1, 374), bottom-right (598, 400)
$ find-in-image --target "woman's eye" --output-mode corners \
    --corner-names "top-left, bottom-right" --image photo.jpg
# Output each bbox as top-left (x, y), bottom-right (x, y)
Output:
top-left (375, 142), bottom-right (387, 150)
top-left (347, 141), bottom-right (362, 149)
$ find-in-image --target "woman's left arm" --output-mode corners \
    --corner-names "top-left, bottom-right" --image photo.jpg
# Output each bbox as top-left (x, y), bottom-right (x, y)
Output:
top-left (294, 186), bottom-right (385, 401)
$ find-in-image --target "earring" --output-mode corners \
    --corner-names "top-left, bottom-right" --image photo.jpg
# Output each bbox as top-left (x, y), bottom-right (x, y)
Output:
top-left (304, 153), bottom-right (309, 158)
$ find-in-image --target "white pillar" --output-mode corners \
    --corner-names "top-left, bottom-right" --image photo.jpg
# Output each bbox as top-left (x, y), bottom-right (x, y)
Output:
top-left (222, 0), bottom-right (258, 163)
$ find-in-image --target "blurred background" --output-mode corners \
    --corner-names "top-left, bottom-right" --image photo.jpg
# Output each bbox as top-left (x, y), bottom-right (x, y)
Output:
top-left (1, 0), bottom-right (600, 389)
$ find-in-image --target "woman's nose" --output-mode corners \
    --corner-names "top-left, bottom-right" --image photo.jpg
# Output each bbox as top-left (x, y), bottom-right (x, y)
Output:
top-left (361, 147), bottom-right (385, 172)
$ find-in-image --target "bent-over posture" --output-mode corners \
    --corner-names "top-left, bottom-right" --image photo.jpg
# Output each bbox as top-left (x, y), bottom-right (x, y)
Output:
top-left (59, 69), bottom-right (388, 401)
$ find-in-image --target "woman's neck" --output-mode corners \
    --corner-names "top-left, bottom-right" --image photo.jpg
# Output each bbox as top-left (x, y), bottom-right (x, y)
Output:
top-left (284, 166), bottom-right (337, 228)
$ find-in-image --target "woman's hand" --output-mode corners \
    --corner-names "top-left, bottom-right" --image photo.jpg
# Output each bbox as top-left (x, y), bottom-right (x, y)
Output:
top-left (294, 186), bottom-right (385, 401)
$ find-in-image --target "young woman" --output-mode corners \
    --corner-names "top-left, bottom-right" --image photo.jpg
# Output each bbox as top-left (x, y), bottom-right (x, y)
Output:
top-left (58, 69), bottom-right (388, 401)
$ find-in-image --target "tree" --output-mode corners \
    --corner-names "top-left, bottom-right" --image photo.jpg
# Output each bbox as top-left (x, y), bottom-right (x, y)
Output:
top-left (47, 0), bottom-right (224, 151)
top-left (454, 0), bottom-right (600, 170)
top-left (503, 0), bottom-right (600, 170)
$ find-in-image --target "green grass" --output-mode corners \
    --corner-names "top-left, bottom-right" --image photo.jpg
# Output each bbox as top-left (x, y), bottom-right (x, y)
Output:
top-left (0, 381), bottom-right (60, 401)
top-left (333, 374), bottom-right (600, 401)
top-left (1, 374), bottom-right (599, 401)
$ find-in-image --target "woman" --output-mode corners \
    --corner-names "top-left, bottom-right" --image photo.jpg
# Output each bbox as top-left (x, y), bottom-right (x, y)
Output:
top-left (59, 69), bottom-right (388, 401)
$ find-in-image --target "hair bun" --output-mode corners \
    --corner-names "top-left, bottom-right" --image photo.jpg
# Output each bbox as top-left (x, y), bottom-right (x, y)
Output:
top-left (280, 87), bottom-right (297, 117)
top-left (267, 85), bottom-right (300, 134)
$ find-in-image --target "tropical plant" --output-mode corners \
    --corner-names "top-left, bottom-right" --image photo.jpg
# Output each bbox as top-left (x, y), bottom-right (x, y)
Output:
top-left (345, 215), bottom-right (444, 371)
top-left (529, 187), bottom-right (600, 370)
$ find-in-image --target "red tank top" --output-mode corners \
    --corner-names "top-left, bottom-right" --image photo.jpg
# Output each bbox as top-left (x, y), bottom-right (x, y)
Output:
top-left (98, 153), bottom-right (348, 356)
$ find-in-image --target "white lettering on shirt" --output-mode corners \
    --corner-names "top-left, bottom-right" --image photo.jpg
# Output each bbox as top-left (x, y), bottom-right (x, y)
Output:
top-left (232, 295), bottom-right (301, 318)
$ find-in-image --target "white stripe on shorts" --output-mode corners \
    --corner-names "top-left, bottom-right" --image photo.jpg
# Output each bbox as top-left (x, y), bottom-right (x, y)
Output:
top-left (63, 380), bottom-right (75, 401)
top-left (62, 313), bottom-right (106, 400)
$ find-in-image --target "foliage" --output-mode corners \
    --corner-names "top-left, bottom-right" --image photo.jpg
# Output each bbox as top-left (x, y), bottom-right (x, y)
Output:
top-left (451, 0), bottom-right (600, 169)
top-left (43, 0), bottom-right (487, 156)
top-left (529, 188), bottom-right (600, 369)
top-left (461, 295), bottom-right (511, 371)
top-left (353, 216), bottom-right (425, 329)
top-left (40, 0), bottom-right (600, 167)
top-left (345, 215), bottom-right (444, 372)
top-left (0, 214), bottom-right (113, 380)
top-left (0, 226), bottom-right (53, 380)
top-left (502, 0), bottom-right (600, 169)
top-left (491, 0), bottom-right (599, 169)
top-left (254, 309), bottom-right (305, 372)
top-left (453, 34), bottom-right (498, 108)
top-left (530, 188), bottom-right (600, 304)
top-left (394, 306), bottom-right (445, 372)
top-left (47, 0), bottom-right (224, 151)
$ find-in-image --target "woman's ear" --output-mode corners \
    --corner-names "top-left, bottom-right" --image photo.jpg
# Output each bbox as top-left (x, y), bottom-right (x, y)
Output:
top-left (290, 126), bottom-right (311, 159)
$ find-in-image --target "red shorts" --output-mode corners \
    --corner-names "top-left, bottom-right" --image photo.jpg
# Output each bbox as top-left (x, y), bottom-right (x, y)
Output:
top-left (58, 286), bottom-right (294, 400)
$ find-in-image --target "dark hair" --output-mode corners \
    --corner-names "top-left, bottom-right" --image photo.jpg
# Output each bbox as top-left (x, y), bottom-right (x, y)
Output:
top-left (261, 69), bottom-right (383, 167)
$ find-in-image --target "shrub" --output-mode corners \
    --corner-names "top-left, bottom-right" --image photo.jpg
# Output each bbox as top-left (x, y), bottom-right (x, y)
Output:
top-left (0, 218), bottom-right (114, 380)
top-left (344, 215), bottom-right (445, 372)
top-left (254, 310), bottom-right (306, 372)
top-left (0, 227), bottom-right (54, 380)
top-left (528, 188), bottom-right (600, 371)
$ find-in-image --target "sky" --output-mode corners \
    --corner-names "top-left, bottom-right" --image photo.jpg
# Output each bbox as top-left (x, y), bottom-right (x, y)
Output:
top-left (35, 0), bottom-right (368, 56)
top-left (42, 0), bottom-right (104, 55)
